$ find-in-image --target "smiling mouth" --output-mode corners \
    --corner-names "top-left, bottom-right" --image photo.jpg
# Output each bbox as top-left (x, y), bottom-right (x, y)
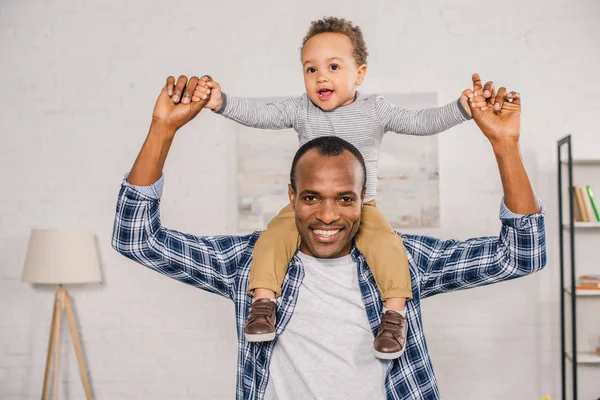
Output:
top-left (317, 89), bottom-right (334, 101)
top-left (311, 228), bottom-right (342, 242)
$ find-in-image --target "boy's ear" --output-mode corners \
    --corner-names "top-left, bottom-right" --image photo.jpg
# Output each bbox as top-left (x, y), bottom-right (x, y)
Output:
top-left (356, 64), bottom-right (367, 85)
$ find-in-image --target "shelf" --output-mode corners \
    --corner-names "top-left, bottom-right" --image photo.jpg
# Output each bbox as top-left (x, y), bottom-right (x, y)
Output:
top-left (561, 159), bottom-right (600, 166)
top-left (565, 287), bottom-right (600, 296)
top-left (566, 351), bottom-right (600, 364)
top-left (562, 222), bottom-right (600, 229)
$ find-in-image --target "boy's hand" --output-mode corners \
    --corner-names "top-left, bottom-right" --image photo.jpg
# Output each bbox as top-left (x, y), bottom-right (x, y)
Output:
top-left (459, 89), bottom-right (473, 117)
top-left (194, 76), bottom-right (223, 111)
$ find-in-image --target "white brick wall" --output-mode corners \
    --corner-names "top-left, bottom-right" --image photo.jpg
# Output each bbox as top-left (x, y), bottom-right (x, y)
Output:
top-left (1, 0), bottom-right (599, 398)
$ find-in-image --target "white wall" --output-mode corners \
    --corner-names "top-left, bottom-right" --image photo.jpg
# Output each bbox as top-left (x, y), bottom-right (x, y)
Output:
top-left (1, 0), bottom-right (600, 399)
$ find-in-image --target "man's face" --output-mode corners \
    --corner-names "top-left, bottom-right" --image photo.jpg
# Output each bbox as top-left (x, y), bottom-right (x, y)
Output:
top-left (289, 149), bottom-right (365, 258)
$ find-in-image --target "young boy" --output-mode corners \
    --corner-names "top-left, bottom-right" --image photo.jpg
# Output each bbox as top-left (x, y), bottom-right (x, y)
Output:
top-left (184, 17), bottom-right (473, 359)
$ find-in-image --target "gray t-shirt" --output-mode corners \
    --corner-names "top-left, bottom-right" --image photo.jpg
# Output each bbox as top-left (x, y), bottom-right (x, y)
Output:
top-left (264, 252), bottom-right (387, 400)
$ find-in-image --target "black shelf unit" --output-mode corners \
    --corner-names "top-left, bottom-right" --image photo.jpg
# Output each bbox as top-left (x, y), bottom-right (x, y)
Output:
top-left (558, 134), bottom-right (577, 400)
top-left (557, 134), bottom-right (600, 400)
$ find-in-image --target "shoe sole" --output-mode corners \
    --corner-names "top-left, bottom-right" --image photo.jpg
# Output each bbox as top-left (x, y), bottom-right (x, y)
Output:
top-left (373, 347), bottom-right (405, 360)
top-left (245, 332), bottom-right (276, 342)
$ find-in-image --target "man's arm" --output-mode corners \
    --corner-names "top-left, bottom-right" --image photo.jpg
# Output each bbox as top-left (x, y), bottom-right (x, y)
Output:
top-left (374, 96), bottom-right (471, 135)
top-left (112, 178), bottom-right (253, 300)
top-left (113, 75), bottom-right (248, 300)
top-left (408, 201), bottom-right (546, 299)
top-left (127, 75), bottom-right (205, 186)
top-left (413, 74), bottom-right (545, 297)
top-left (469, 74), bottom-right (539, 214)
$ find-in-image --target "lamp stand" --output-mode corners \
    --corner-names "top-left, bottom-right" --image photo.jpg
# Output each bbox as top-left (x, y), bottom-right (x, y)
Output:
top-left (41, 285), bottom-right (93, 399)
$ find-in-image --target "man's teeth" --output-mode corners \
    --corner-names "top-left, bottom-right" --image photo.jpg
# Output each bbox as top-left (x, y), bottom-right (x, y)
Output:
top-left (313, 229), bottom-right (340, 236)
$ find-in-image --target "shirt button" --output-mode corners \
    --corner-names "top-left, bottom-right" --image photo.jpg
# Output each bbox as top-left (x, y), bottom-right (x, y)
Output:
top-left (288, 295), bottom-right (294, 301)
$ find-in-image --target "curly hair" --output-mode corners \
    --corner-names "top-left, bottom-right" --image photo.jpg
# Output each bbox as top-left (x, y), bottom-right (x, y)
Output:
top-left (301, 17), bottom-right (368, 66)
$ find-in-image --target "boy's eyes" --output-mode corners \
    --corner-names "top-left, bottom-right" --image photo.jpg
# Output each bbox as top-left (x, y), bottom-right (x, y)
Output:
top-left (306, 64), bottom-right (339, 74)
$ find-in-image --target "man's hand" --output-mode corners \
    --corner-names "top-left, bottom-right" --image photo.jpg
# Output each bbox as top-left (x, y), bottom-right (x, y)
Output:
top-left (127, 76), bottom-right (211, 186)
top-left (468, 73), bottom-right (521, 148)
top-left (154, 75), bottom-right (210, 133)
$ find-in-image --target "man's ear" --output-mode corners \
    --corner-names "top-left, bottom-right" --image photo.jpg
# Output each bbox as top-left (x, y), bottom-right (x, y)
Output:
top-left (361, 188), bottom-right (366, 204)
top-left (288, 184), bottom-right (296, 208)
top-left (356, 64), bottom-right (367, 86)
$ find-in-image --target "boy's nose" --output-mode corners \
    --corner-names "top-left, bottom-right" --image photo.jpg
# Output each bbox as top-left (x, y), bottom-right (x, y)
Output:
top-left (317, 75), bottom-right (328, 83)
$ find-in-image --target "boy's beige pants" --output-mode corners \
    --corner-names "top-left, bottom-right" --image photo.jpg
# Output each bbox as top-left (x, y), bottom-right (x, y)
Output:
top-left (248, 200), bottom-right (413, 300)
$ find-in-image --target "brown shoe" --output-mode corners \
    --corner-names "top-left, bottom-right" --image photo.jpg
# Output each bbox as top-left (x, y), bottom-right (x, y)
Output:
top-left (244, 298), bottom-right (276, 342)
top-left (373, 310), bottom-right (408, 360)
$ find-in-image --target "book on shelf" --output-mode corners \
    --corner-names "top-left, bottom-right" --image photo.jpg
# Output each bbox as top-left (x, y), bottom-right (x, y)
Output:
top-left (574, 185), bottom-right (590, 222)
top-left (587, 185), bottom-right (600, 221)
top-left (576, 274), bottom-right (600, 290)
top-left (572, 185), bottom-right (600, 222)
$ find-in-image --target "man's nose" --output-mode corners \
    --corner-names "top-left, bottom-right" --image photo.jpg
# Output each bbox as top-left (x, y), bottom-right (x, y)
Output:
top-left (315, 201), bottom-right (340, 224)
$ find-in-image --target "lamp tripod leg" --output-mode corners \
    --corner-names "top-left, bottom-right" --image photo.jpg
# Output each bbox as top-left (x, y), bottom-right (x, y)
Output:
top-left (64, 291), bottom-right (93, 399)
top-left (41, 289), bottom-right (60, 400)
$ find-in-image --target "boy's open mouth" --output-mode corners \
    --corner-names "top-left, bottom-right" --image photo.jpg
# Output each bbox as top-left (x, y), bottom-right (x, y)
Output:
top-left (317, 89), bottom-right (334, 101)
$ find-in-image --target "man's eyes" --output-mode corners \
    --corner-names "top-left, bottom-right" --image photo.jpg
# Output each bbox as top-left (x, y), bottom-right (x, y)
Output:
top-left (301, 196), bottom-right (355, 203)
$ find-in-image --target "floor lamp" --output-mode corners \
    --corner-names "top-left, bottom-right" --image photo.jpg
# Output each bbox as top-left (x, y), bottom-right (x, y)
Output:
top-left (22, 229), bottom-right (102, 400)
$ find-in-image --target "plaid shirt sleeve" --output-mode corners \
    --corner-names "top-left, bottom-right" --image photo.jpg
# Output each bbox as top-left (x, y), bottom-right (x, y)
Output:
top-left (111, 175), bottom-right (250, 300)
top-left (406, 198), bottom-right (546, 299)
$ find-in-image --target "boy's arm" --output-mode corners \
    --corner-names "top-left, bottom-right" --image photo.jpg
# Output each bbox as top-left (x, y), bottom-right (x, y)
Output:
top-left (215, 93), bottom-right (303, 130)
top-left (191, 77), bottom-right (302, 130)
top-left (374, 95), bottom-right (471, 135)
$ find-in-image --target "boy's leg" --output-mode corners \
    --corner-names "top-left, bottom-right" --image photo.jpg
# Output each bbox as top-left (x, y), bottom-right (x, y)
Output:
top-left (355, 200), bottom-right (412, 359)
top-left (245, 204), bottom-right (299, 342)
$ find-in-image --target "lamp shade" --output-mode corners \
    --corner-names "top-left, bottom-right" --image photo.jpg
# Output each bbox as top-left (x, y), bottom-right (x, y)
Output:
top-left (22, 229), bottom-right (102, 284)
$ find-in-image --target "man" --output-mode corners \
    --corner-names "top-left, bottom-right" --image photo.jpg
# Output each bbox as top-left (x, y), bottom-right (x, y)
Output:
top-left (112, 74), bottom-right (546, 399)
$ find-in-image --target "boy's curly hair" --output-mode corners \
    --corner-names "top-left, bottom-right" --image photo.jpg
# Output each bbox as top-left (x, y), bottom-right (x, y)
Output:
top-left (301, 17), bottom-right (368, 66)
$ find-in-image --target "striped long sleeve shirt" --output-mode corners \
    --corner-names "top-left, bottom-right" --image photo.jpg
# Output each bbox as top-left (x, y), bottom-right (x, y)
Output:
top-left (217, 93), bottom-right (471, 201)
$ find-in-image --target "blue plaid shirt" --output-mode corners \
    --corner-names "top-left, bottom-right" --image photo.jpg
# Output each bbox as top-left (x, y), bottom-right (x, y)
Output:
top-left (111, 175), bottom-right (546, 400)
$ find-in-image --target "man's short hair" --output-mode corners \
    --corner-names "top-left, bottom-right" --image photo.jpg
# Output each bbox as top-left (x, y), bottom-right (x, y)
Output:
top-left (290, 136), bottom-right (367, 192)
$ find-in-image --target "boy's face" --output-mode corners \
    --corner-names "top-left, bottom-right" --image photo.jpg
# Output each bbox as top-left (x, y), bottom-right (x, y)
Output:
top-left (301, 32), bottom-right (367, 111)
top-left (289, 149), bottom-right (365, 259)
